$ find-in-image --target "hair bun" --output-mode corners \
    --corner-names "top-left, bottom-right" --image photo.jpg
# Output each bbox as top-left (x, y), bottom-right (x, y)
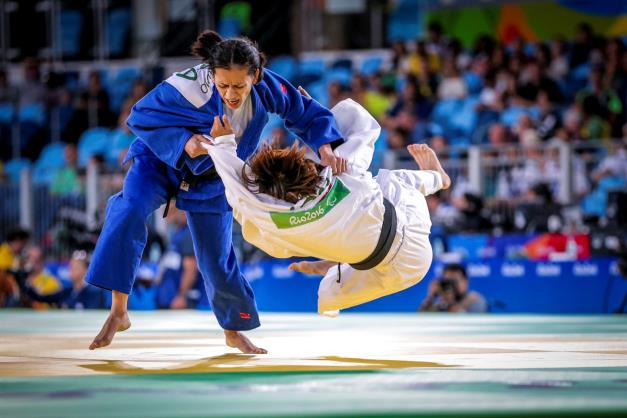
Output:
top-left (191, 30), bottom-right (223, 60)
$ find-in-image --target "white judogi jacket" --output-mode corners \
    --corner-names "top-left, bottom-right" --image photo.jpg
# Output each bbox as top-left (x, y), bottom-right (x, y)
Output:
top-left (205, 99), bottom-right (442, 314)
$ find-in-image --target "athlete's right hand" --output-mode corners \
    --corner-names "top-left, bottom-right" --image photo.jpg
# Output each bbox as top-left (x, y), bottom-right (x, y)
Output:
top-left (184, 134), bottom-right (213, 157)
top-left (211, 115), bottom-right (234, 138)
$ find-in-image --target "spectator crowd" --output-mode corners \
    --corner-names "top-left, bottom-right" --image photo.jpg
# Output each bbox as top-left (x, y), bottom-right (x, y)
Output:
top-left (1, 21), bottom-right (626, 310)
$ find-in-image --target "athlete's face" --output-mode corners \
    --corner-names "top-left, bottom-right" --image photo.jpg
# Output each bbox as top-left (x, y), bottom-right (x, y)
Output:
top-left (214, 66), bottom-right (259, 110)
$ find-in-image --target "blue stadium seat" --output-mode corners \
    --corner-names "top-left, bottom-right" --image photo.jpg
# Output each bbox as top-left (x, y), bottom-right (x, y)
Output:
top-left (582, 176), bottom-right (626, 217)
top-left (428, 122), bottom-right (445, 137)
top-left (432, 99), bottom-right (463, 134)
top-left (305, 81), bottom-right (329, 108)
top-left (0, 103), bottom-right (14, 123)
top-left (32, 142), bottom-right (66, 185)
top-left (59, 10), bottom-right (83, 57)
top-left (449, 137), bottom-right (471, 147)
top-left (78, 128), bottom-right (112, 166)
top-left (324, 67), bottom-right (352, 87)
top-left (108, 67), bottom-right (140, 113)
top-left (36, 142), bottom-right (66, 168)
top-left (500, 106), bottom-right (527, 127)
top-left (18, 104), bottom-right (45, 125)
top-left (217, 18), bottom-right (241, 38)
top-left (107, 129), bottom-right (135, 165)
top-left (450, 96), bottom-right (479, 135)
top-left (5, 159), bottom-right (31, 183)
top-left (0, 103), bottom-right (15, 123)
top-left (387, 0), bottom-right (421, 41)
top-left (295, 73), bottom-right (323, 88)
top-left (268, 56), bottom-right (298, 81)
top-left (330, 58), bottom-right (353, 71)
top-left (527, 105), bottom-right (541, 121)
top-left (463, 72), bottom-right (484, 95)
top-left (299, 59), bottom-right (326, 77)
top-left (360, 57), bottom-right (384, 76)
top-left (107, 7), bottom-right (131, 57)
top-left (371, 128), bottom-right (388, 171)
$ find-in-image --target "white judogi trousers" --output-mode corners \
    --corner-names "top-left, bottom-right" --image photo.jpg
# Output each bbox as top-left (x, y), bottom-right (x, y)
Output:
top-left (318, 168), bottom-right (442, 315)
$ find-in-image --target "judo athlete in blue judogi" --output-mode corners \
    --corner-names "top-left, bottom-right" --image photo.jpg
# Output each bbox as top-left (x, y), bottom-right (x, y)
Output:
top-left (86, 30), bottom-right (345, 354)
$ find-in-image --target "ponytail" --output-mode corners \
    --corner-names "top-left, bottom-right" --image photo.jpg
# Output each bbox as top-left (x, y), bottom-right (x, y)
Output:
top-left (191, 30), bottom-right (223, 60)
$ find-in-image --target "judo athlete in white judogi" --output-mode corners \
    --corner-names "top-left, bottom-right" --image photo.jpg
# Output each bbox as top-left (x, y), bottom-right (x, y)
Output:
top-left (203, 99), bottom-right (451, 315)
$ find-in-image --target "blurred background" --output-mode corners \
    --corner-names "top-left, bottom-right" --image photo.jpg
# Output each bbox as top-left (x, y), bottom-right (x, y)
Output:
top-left (0, 0), bottom-right (626, 314)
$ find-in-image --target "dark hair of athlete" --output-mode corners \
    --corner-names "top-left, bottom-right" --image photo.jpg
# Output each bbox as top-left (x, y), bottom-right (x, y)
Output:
top-left (243, 143), bottom-right (323, 204)
top-left (191, 30), bottom-right (266, 80)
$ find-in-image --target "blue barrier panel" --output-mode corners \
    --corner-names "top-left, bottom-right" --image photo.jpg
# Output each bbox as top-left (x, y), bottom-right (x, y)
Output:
top-left (243, 257), bottom-right (625, 314)
top-left (43, 257), bottom-right (626, 314)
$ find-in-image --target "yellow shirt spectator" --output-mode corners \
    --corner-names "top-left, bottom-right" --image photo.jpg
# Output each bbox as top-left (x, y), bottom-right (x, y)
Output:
top-left (0, 242), bottom-right (16, 270)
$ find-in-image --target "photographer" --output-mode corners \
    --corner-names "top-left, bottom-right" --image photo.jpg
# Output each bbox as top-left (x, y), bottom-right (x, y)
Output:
top-left (419, 264), bottom-right (488, 313)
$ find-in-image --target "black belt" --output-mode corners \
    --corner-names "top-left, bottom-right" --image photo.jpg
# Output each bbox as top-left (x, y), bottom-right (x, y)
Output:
top-left (163, 166), bottom-right (220, 218)
top-left (349, 197), bottom-right (398, 271)
top-left (182, 166), bottom-right (219, 187)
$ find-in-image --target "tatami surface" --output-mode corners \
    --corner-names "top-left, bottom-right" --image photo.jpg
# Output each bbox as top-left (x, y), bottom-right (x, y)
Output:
top-left (1, 311), bottom-right (627, 417)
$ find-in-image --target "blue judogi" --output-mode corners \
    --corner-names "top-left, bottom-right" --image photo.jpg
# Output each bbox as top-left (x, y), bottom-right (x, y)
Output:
top-left (85, 66), bottom-right (342, 330)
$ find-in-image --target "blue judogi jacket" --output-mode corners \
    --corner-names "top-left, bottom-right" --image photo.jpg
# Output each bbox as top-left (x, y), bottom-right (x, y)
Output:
top-left (125, 65), bottom-right (342, 209)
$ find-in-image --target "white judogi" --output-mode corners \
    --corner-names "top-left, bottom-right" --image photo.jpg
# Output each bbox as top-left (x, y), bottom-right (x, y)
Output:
top-left (204, 99), bottom-right (443, 315)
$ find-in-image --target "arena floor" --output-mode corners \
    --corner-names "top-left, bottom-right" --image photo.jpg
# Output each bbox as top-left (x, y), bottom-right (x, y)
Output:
top-left (1, 311), bottom-right (627, 418)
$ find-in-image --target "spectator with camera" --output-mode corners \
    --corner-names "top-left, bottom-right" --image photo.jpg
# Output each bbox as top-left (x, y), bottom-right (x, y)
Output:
top-left (419, 264), bottom-right (487, 312)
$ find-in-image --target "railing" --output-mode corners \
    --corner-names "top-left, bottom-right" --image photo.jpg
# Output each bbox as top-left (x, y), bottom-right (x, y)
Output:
top-left (382, 140), bottom-right (622, 206)
top-left (0, 140), bottom-right (623, 259)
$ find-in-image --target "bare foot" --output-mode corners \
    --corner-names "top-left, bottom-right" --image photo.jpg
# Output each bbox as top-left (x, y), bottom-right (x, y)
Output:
top-left (407, 144), bottom-right (451, 190)
top-left (89, 312), bottom-right (131, 350)
top-left (288, 260), bottom-right (335, 276)
top-left (224, 330), bottom-right (267, 354)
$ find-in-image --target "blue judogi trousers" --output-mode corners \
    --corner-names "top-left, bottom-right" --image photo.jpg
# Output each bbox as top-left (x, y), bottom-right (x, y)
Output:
top-left (85, 150), bottom-right (260, 331)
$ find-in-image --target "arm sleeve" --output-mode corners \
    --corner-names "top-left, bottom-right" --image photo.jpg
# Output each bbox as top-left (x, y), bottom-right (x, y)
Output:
top-left (259, 69), bottom-right (343, 154)
top-left (202, 134), bottom-right (264, 211)
top-left (329, 99), bottom-right (382, 172)
top-left (127, 82), bottom-right (215, 169)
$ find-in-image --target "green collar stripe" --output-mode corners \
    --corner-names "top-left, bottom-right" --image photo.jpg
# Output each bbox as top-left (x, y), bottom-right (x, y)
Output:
top-left (270, 179), bottom-right (350, 229)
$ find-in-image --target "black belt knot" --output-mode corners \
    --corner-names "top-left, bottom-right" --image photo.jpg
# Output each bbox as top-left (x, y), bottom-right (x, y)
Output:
top-left (163, 166), bottom-right (220, 217)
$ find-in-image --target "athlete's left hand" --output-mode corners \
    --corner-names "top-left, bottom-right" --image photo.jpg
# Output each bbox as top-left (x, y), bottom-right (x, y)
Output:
top-left (299, 86), bottom-right (347, 174)
top-left (211, 115), bottom-right (234, 138)
top-left (297, 86), bottom-right (311, 98)
top-left (319, 143), bottom-right (348, 175)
